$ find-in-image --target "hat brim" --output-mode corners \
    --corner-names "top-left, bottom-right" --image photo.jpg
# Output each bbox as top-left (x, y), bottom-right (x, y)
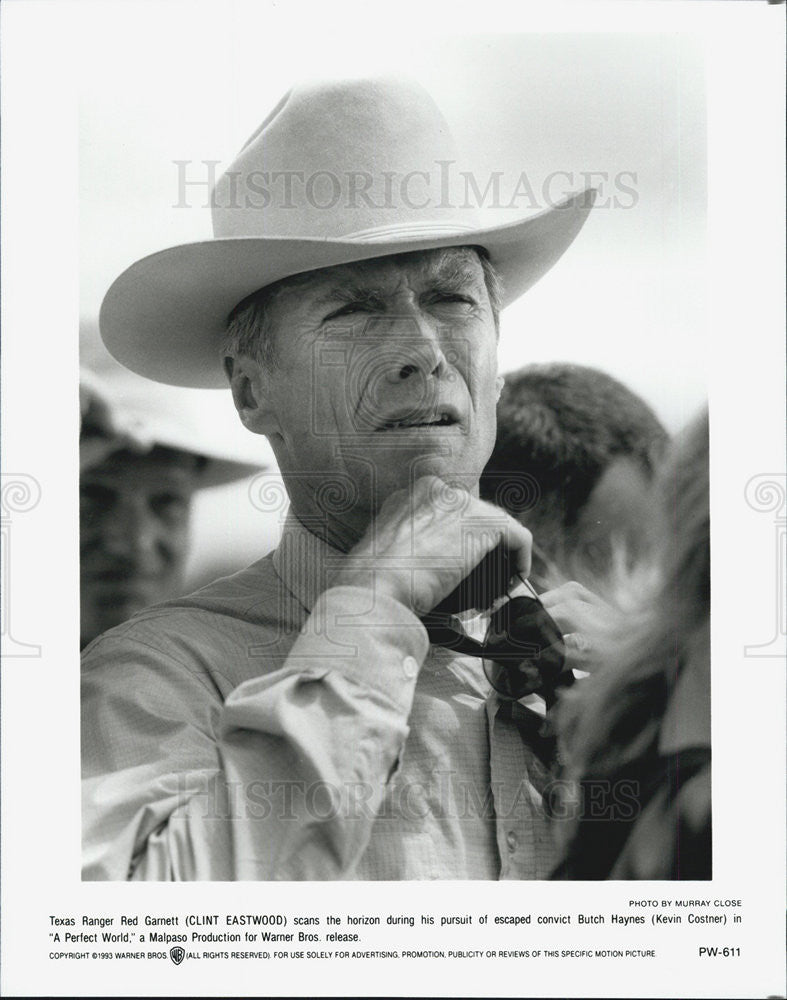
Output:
top-left (79, 364), bottom-right (272, 486)
top-left (100, 189), bottom-right (596, 388)
top-left (81, 438), bottom-right (261, 489)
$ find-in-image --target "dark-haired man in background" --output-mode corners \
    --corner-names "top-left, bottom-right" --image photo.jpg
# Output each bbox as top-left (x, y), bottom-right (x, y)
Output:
top-left (481, 363), bottom-right (669, 590)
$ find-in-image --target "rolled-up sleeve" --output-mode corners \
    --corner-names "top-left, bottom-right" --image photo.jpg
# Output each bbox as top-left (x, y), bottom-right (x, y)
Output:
top-left (82, 587), bottom-right (429, 880)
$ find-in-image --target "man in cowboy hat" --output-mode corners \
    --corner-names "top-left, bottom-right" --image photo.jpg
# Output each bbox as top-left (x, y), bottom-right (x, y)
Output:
top-left (82, 76), bottom-right (600, 880)
top-left (79, 362), bottom-right (264, 649)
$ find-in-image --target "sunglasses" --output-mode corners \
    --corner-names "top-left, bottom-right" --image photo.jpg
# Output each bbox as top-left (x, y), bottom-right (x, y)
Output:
top-left (421, 576), bottom-right (573, 705)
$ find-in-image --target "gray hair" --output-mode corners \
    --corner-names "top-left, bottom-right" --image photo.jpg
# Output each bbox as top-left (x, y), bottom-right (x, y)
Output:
top-left (221, 246), bottom-right (502, 374)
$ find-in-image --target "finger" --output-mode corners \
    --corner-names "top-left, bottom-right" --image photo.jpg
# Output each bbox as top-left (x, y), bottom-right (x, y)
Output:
top-left (541, 599), bottom-right (599, 636)
top-left (566, 582), bottom-right (611, 610)
top-left (499, 513), bottom-right (532, 580)
top-left (562, 632), bottom-right (597, 671)
top-left (539, 581), bottom-right (597, 609)
top-left (563, 632), bottom-right (593, 655)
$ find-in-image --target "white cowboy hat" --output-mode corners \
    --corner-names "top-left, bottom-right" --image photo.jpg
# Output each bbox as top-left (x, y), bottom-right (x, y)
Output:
top-left (100, 76), bottom-right (596, 389)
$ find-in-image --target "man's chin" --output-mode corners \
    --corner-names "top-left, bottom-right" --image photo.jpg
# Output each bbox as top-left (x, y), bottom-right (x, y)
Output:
top-left (374, 454), bottom-right (481, 501)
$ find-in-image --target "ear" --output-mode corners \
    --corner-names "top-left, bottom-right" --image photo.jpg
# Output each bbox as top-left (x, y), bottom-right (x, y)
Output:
top-left (225, 354), bottom-right (282, 439)
top-left (495, 374), bottom-right (505, 402)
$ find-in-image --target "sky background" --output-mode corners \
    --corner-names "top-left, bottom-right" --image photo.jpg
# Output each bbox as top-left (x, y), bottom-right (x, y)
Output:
top-left (77, 11), bottom-right (707, 582)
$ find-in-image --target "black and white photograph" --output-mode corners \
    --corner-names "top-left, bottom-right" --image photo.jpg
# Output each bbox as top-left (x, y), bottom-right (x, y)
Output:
top-left (82, 32), bottom-right (712, 885)
top-left (1, 1), bottom-right (784, 997)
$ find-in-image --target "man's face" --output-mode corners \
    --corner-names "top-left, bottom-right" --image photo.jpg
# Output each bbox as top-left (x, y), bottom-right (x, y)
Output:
top-left (241, 248), bottom-right (501, 518)
top-left (571, 458), bottom-right (658, 575)
top-left (520, 458), bottom-right (658, 587)
top-left (80, 447), bottom-right (200, 647)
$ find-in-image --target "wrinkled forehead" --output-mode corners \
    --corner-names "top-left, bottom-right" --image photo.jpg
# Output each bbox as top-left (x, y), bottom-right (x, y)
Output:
top-left (285, 245), bottom-right (485, 297)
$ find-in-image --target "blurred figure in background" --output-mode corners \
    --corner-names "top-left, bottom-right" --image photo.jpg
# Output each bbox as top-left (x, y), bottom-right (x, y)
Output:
top-left (480, 363), bottom-right (669, 590)
top-left (80, 366), bottom-right (263, 648)
top-left (551, 407), bottom-right (711, 879)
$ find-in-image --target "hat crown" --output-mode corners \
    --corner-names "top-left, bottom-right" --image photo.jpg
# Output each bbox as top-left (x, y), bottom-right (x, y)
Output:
top-left (211, 76), bottom-right (478, 242)
top-left (100, 75), bottom-right (596, 389)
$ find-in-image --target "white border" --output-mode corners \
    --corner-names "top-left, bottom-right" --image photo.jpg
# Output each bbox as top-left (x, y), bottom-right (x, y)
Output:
top-left (1, 2), bottom-right (785, 998)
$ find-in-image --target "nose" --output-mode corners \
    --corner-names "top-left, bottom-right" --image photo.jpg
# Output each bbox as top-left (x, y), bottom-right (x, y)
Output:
top-left (367, 312), bottom-right (449, 384)
top-left (100, 497), bottom-right (164, 572)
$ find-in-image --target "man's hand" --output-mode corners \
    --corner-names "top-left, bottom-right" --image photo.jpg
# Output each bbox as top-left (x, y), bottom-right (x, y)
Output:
top-left (538, 581), bottom-right (622, 672)
top-left (332, 475), bottom-right (532, 615)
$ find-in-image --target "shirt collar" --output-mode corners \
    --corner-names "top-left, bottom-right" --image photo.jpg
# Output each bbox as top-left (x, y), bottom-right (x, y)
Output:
top-left (272, 508), bottom-right (350, 614)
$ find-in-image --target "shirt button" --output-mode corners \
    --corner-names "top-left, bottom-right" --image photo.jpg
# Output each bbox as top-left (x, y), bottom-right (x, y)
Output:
top-left (506, 831), bottom-right (518, 853)
top-left (402, 655), bottom-right (419, 679)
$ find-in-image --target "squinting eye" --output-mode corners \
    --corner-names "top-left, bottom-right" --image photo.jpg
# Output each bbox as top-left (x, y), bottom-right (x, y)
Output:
top-left (324, 303), bottom-right (365, 322)
top-left (433, 294), bottom-right (473, 306)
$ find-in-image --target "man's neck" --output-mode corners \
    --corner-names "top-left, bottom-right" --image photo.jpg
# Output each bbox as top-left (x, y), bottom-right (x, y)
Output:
top-left (285, 476), bottom-right (482, 554)
top-left (286, 501), bottom-right (372, 553)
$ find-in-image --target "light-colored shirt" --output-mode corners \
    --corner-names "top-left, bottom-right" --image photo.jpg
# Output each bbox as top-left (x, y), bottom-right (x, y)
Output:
top-left (82, 513), bottom-right (557, 880)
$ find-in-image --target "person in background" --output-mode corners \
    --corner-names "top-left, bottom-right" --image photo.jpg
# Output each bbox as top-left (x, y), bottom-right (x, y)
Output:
top-left (80, 368), bottom-right (263, 648)
top-left (550, 407), bottom-right (711, 879)
top-left (480, 363), bottom-right (669, 591)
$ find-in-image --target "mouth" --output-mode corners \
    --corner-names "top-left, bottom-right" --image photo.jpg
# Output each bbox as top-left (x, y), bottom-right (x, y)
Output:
top-left (375, 409), bottom-right (461, 432)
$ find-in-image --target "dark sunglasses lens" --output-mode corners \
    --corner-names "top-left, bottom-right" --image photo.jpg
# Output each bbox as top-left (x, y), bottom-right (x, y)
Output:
top-left (483, 656), bottom-right (537, 699)
top-left (483, 595), bottom-right (567, 699)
